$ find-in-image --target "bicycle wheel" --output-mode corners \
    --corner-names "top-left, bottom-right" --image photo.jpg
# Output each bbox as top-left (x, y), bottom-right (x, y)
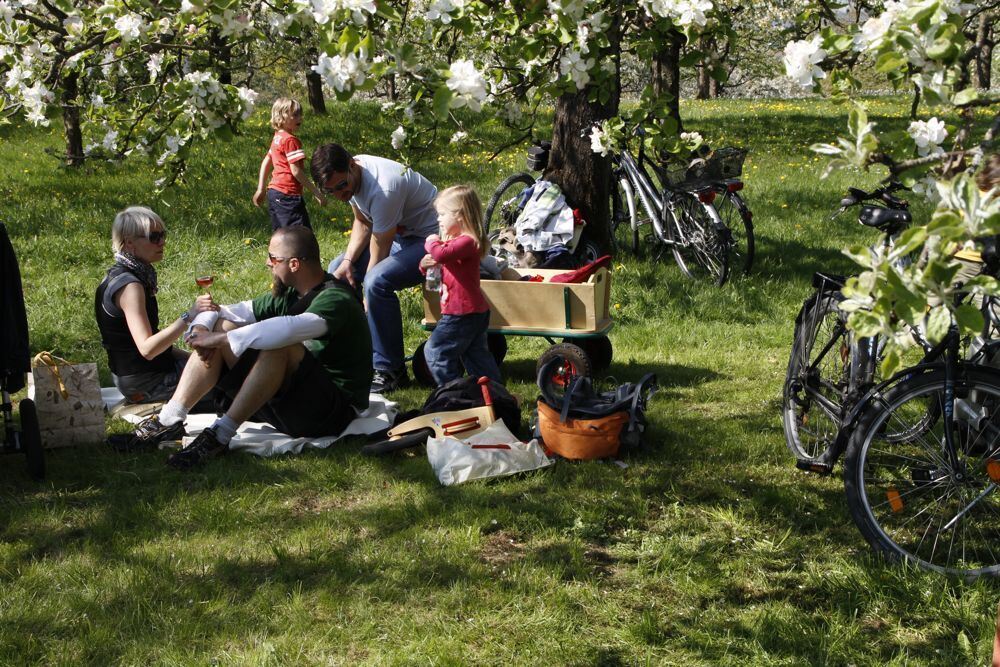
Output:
top-left (844, 367), bottom-right (1000, 578)
top-left (485, 172), bottom-right (535, 236)
top-left (666, 193), bottom-right (730, 285)
top-left (782, 292), bottom-right (852, 462)
top-left (715, 188), bottom-right (755, 276)
top-left (611, 177), bottom-right (639, 256)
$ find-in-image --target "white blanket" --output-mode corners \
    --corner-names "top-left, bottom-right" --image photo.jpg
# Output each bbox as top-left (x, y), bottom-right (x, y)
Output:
top-left (102, 388), bottom-right (397, 458)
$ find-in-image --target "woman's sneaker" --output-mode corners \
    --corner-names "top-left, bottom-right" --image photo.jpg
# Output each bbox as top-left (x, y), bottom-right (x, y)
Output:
top-left (167, 428), bottom-right (228, 470)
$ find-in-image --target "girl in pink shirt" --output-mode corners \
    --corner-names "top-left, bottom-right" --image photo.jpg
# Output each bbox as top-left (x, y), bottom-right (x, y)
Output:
top-left (420, 185), bottom-right (502, 386)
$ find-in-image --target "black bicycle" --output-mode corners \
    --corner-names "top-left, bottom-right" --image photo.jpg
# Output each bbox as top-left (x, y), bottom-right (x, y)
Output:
top-left (782, 183), bottom-right (916, 472)
top-left (842, 319), bottom-right (1000, 578)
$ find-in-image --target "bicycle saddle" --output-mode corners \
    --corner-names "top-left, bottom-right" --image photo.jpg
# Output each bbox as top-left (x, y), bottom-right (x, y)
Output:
top-left (858, 205), bottom-right (911, 232)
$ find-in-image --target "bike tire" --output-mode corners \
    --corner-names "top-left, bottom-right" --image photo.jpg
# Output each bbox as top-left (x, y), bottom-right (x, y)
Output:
top-left (667, 193), bottom-right (730, 286)
top-left (716, 189), bottom-right (755, 276)
top-left (19, 399), bottom-right (45, 480)
top-left (843, 366), bottom-right (1000, 579)
top-left (485, 172), bottom-right (535, 236)
top-left (611, 177), bottom-right (639, 257)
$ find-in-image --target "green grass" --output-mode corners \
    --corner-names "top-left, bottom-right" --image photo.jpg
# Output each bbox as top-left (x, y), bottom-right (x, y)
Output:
top-left (1, 96), bottom-right (998, 665)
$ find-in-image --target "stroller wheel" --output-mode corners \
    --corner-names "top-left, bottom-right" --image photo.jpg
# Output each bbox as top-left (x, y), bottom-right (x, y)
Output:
top-left (19, 399), bottom-right (44, 480)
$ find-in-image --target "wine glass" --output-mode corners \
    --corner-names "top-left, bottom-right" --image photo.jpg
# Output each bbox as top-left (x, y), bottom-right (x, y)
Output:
top-left (194, 263), bottom-right (215, 296)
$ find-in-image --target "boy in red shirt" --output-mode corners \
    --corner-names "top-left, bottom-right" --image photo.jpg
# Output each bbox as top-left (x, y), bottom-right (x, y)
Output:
top-left (252, 98), bottom-right (326, 230)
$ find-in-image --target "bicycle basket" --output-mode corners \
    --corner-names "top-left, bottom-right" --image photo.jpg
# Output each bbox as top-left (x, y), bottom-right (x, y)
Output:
top-left (662, 147), bottom-right (747, 187)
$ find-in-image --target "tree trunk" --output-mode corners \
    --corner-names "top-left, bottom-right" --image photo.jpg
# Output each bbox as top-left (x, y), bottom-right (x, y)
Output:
top-left (306, 49), bottom-right (327, 114)
top-left (62, 71), bottom-right (83, 167)
top-left (696, 36), bottom-right (711, 100)
top-left (710, 76), bottom-right (721, 98)
top-left (974, 12), bottom-right (994, 90)
top-left (211, 29), bottom-right (232, 85)
top-left (542, 17), bottom-right (621, 254)
top-left (652, 29), bottom-right (683, 133)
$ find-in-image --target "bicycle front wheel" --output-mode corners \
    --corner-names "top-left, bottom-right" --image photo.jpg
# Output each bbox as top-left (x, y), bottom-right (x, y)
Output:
top-left (782, 292), bottom-right (852, 462)
top-left (844, 367), bottom-right (1000, 578)
top-left (715, 189), bottom-right (755, 276)
top-left (611, 177), bottom-right (639, 256)
top-left (667, 193), bottom-right (730, 286)
top-left (485, 172), bottom-right (535, 236)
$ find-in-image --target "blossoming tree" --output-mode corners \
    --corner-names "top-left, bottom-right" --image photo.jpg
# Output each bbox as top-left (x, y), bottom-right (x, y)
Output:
top-left (2, 0), bottom-right (731, 241)
top-left (784, 0), bottom-right (999, 373)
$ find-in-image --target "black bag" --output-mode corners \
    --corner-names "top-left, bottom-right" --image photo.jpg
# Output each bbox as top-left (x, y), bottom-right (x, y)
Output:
top-left (536, 360), bottom-right (658, 453)
top-left (423, 376), bottom-right (522, 436)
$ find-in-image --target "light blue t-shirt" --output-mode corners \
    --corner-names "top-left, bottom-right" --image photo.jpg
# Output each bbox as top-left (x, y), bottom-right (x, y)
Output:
top-left (351, 155), bottom-right (439, 239)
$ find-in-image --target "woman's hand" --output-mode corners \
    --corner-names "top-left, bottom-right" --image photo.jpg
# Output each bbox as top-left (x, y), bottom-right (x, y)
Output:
top-left (186, 294), bottom-right (219, 320)
top-left (419, 254), bottom-right (438, 270)
top-left (426, 233), bottom-right (440, 244)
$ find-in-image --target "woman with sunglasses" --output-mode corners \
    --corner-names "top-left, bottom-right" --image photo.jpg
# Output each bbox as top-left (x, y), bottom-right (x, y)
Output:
top-left (95, 206), bottom-right (217, 404)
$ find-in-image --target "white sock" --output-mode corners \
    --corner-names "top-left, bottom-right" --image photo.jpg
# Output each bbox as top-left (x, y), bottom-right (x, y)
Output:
top-left (210, 414), bottom-right (239, 445)
top-left (158, 400), bottom-right (189, 426)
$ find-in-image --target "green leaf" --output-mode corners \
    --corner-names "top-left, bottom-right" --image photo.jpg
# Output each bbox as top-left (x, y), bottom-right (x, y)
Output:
top-left (843, 244), bottom-right (873, 269)
top-left (875, 52), bottom-right (907, 74)
top-left (952, 88), bottom-right (979, 106)
top-left (880, 347), bottom-right (901, 377)
top-left (432, 85), bottom-right (452, 118)
top-left (925, 305), bottom-right (951, 343)
top-left (849, 311), bottom-right (884, 338)
top-left (954, 303), bottom-right (984, 335)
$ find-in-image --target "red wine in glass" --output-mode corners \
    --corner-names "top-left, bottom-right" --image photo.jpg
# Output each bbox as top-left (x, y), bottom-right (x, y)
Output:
top-left (195, 275), bottom-right (215, 289)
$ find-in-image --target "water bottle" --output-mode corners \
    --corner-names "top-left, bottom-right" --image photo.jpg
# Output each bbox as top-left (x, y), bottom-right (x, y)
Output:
top-left (425, 265), bottom-right (442, 292)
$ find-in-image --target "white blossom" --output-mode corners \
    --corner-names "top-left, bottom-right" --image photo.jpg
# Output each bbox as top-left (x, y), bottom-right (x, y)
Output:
top-left (391, 125), bottom-right (406, 150)
top-left (449, 130), bottom-right (467, 144)
top-left (547, 0), bottom-right (586, 21)
top-left (783, 36), bottom-right (826, 89)
top-left (147, 53), bottom-right (164, 80)
top-left (313, 53), bottom-right (368, 92)
top-left (642, 0), bottom-right (713, 27)
top-left (237, 86), bottom-right (259, 120)
top-left (559, 50), bottom-right (593, 90)
top-left (908, 117), bottom-right (947, 156)
top-left (0, 1), bottom-right (14, 25)
top-left (102, 129), bottom-right (119, 152)
top-left (211, 9), bottom-right (250, 38)
top-left (63, 15), bottom-right (84, 35)
top-left (446, 59), bottom-right (488, 112)
top-left (680, 131), bottom-right (703, 145)
top-left (114, 14), bottom-right (146, 43)
top-left (91, 94), bottom-right (105, 108)
top-left (589, 124), bottom-right (611, 157)
top-left (426, 0), bottom-right (463, 23)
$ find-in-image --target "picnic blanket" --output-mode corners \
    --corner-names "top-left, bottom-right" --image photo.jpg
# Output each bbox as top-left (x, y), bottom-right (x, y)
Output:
top-left (102, 387), bottom-right (397, 457)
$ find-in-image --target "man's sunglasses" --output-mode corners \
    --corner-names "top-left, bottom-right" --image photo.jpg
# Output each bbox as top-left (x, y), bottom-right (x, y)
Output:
top-left (147, 230), bottom-right (167, 244)
top-left (267, 252), bottom-right (302, 265)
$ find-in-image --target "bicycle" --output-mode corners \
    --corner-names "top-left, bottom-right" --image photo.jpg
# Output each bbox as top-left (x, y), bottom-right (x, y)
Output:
top-left (842, 317), bottom-right (1000, 578)
top-left (484, 140), bottom-right (602, 266)
top-left (611, 129), bottom-right (736, 285)
top-left (782, 182), bottom-right (917, 472)
top-left (611, 137), bottom-right (754, 280)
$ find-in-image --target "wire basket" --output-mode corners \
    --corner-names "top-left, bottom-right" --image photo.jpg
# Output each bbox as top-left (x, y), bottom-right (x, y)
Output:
top-left (662, 147), bottom-right (747, 187)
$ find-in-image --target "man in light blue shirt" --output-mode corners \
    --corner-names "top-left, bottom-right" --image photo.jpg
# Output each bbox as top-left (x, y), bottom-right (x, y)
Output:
top-left (311, 144), bottom-right (438, 393)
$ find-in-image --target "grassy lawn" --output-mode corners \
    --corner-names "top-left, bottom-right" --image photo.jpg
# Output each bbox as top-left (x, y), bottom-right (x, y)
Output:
top-left (1, 96), bottom-right (998, 665)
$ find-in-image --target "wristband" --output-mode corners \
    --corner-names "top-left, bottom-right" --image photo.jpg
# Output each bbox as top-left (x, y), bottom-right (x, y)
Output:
top-left (180, 311), bottom-right (191, 324)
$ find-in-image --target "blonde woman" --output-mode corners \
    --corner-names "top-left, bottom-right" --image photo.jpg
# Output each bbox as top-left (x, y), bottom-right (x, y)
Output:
top-left (95, 206), bottom-right (216, 403)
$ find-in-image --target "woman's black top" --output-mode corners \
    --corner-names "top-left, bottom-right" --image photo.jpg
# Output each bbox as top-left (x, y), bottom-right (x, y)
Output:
top-left (94, 265), bottom-right (175, 376)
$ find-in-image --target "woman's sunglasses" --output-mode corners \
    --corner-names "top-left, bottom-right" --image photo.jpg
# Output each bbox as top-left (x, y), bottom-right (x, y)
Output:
top-left (147, 230), bottom-right (167, 244)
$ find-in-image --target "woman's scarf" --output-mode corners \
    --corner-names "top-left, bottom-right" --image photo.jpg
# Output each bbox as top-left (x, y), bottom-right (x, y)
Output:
top-left (114, 251), bottom-right (158, 295)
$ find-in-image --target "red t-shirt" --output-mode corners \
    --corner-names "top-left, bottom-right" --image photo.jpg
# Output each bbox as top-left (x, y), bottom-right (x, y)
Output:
top-left (425, 235), bottom-right (488, 316)
top-left (268, 130), bottom-right (305, 195)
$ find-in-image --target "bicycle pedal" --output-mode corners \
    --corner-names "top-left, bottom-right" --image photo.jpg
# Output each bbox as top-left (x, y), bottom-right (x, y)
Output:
top-left (795, 459), bottom-right (833, 475)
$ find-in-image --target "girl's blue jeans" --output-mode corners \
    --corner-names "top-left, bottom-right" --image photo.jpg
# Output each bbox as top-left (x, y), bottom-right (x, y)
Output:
top-left (425, 310), bottom-right (502, 386)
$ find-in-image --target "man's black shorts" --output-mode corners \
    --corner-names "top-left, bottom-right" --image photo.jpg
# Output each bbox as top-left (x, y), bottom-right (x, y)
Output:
top-left (216, 347), bottom-right (354, 437)
top-left (267, 188), bottom-right (311, 231)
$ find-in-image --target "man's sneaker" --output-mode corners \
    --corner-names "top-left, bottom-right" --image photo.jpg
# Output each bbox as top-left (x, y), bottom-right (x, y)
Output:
top-left (167, 428), bottom-right (229, 470)
top-left (371, 368), bottom-right (409, 394)
top-left (120, 415), bottom-right (185, 451)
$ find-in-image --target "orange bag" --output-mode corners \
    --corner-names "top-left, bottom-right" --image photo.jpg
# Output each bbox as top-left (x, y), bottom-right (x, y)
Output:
top-left (536, 400), bottom-right (630, 460)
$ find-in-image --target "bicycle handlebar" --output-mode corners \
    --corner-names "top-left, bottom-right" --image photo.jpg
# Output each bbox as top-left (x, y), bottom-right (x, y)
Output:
top-left (832, 182), bottom-right (909, 219)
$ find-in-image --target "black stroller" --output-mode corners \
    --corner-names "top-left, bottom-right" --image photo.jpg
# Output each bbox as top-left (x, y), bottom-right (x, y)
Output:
top-left (1, 222), bottom-right (44, 479)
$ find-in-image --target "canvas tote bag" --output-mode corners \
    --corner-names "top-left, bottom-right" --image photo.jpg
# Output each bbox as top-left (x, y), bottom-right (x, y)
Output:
top-left (27, 352), bottom-right (105, 448)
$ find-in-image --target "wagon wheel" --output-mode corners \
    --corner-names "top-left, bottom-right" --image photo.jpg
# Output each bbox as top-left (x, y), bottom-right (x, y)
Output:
top-left (411, 341), bottom-right (436, 387)
top-left (570, 336), bottom-right (612, 372)
top-left (536, 343), bottom-right (592, 398)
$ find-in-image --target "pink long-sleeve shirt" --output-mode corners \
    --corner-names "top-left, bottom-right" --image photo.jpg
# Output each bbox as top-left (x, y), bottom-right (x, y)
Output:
top-left (425, 234), bottom-right (489, 316)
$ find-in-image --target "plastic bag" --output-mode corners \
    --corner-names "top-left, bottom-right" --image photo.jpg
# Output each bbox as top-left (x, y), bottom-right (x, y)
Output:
top-left (426, 420), bottom-right (552, 486)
